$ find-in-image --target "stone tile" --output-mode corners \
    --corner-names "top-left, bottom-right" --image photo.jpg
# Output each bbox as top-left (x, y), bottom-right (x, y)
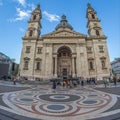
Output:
top-left (0, 85), bottom-right (119, 120)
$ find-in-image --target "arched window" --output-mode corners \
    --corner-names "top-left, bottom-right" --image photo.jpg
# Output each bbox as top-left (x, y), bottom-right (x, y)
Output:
top-left (96, 30), bottom-right (100, 36)
top-left (29, 30), bottom-right (33, 37)
top-left (92, 14), bottom-right (95, 19)
top-left (33, 15), bottom-right (37, 20)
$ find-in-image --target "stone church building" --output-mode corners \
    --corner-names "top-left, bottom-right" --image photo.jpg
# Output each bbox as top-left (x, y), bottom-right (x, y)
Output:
top-left (19, 3), bottom-right (111, 80)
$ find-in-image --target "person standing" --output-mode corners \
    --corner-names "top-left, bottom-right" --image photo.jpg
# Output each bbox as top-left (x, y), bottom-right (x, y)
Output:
top-left (113, 76), bottom-right (117, 87)
top-left (103, 79), bottom-right (107, 88)
top-left (13, 77), bottom-right (16, 85)
top-left (52, 81), bottom-right (56, 91)
top-left (81, 80), bottom-right (84, 88)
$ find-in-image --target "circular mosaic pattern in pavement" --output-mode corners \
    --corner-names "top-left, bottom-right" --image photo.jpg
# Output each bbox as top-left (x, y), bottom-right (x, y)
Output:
top-left (39, 94), bottom-right (80, 102)
top-left (20, 98), bottom-right (34, 102)
top-left (83, 100), bottom-right (97, 104)
top-left (2, 87), bottom-right (118, 120)
top-left (47, 105), bottom-right (65, 110)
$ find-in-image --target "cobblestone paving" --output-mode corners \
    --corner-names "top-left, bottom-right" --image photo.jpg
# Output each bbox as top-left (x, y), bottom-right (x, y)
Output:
top-left (0, 83), bottom-right (120, 120)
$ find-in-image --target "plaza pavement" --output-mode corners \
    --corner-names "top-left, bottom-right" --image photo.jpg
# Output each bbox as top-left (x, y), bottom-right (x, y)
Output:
top-left (0, 80), bottom-right (120, 120)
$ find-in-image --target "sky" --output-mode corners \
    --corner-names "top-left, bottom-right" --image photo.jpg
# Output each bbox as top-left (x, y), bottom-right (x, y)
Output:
top-left (0, 0), bottom-right (120, 63)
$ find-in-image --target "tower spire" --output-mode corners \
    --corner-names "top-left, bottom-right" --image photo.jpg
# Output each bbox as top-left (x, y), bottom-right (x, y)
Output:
top-left (24, 4), bottom-right (42, 39)
top-left (86, 3), bottom-right (106, 38)
top-left (37, 4), bottom-right (40, 9)
top-left (87, 3), bottom-right (92, 9)
top-left (87, 3), bottom-right (95, 11)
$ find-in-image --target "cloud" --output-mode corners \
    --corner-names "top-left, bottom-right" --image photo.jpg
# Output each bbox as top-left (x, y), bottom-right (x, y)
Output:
top-left (8, 0), bottom-right (35, 22)
top-left (17, 0), bottom-right (26, 7)
top-left (13, 0), bottom-right (35, 9)
top-left (0, 0), bottom-right (3, 6)
top-left (7, 7), bottom-right (31, 22)
top-left (15, 8), bottom-right (31, 21)
top-left (27, 3), bottom-right (35, 10)
top-left (43, 11), bottom-right (60, 22)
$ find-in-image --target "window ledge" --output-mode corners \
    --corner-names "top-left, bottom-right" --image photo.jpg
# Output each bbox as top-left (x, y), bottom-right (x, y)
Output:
top-left (35, 69), bottom-right (41, 71)
top-left (87, 52), bottom-right (93, 54)
top-left (102, 68), bottom-right (107, 70)
top-left (99, 51), bottom-right (104, 53)
top-left (89, 69), bottom-right (95, 71)
top-left (23, 68), bottom-right (28, 70)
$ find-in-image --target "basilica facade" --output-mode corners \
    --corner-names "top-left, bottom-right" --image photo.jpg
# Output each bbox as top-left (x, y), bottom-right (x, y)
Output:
top-left (19, 3), bottom-right (111, 80)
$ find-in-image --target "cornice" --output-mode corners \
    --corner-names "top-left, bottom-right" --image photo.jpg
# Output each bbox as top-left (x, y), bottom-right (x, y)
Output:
top-left (86, 36), bottom-right (107, 40)
top-left (22, 37), bottom-right (39, 40)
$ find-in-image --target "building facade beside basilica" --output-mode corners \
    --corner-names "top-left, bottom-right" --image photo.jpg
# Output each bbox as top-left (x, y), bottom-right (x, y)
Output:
top-left (19, 4), bottom-right (111, 81)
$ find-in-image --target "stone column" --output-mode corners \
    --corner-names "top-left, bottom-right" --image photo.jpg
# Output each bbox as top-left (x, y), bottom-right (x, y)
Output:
top-left (72, 57), bottom-right (75, 77)
top-left (54, 56), bottom-right (57, 77)
top-left (53, 57), bottom-right (55, 75)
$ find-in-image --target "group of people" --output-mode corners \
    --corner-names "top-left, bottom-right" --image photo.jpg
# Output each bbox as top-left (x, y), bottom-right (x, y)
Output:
top-left (52, 78), bottom-right (98, 90)
top-left (86, 78), bottom-right (97, 85)
top-left (103, 77), bottom-right (117, 88)
top-left (52, 80), bottom-right (81, 90)
top-left (62, 80), bottom-right (79, 88)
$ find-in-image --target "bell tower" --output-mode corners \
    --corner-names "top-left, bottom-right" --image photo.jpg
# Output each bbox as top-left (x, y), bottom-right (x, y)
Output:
top-left (24, 4), bottom-right (42, 38)
top-left (86, 3), bottom-right (106, 38)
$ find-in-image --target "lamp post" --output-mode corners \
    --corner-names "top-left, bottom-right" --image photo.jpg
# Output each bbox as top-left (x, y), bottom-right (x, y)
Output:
top-left (109, 68), bottom-right (112, 82)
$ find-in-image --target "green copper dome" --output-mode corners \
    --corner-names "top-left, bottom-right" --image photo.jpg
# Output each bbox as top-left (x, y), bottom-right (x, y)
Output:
top-left (55, 15), bottom-right (73, 30)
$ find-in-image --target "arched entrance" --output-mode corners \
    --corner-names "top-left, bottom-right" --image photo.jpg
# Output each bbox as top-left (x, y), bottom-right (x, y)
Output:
top-left (57, 46), bottom-right (72, 79)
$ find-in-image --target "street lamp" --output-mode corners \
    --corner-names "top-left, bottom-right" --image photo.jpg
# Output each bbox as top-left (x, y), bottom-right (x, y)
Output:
top-left (109, 68), bottom-right (112, 82)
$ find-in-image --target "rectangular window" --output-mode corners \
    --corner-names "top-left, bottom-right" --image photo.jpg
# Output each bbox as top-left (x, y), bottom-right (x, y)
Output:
top-left (100, 57), bottom-right (106, 69)
top-left (101, 60), bottom-right (105, 68)
top-left (99, 46), bottom-right (104, 53)
top-left (37, 47), bottom-right (42, 54)
top-left (24, 61), bottom-right (29, 70)
top-left (90, 61), bottom-right (93, 69)
top-left (29, 30), bottom-right (33, 37)
top-left (88, 59), bottom-right (94, 70)
top-left (26, 46), bottom-right (31, 53)
top-left (36, 62), bottom-right (40, 70)
top-left (87, 46), bottom-right (92, 53)
top-left (35, 58), bottom-right (41, 70)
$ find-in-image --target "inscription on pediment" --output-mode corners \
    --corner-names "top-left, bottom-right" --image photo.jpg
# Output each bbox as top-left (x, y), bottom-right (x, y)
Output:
top-left (43, 30), bottom-right (86, 38)
top-left (53, 31), bottom-right (78, 37)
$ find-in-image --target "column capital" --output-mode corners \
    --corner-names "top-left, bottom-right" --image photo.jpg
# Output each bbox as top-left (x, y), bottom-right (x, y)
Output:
top-left (72, 53), bottom-right (76, 58)
top-left (53, 53), bottom-right (58, 58)
top-left (72, 55), bottom-right (76, 58)
top-left (53, 55), bottom-right (57, 58)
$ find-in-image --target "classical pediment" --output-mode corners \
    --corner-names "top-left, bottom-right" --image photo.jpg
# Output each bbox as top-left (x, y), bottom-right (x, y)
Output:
top-left (42, 29), bottom-right (86, 38)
